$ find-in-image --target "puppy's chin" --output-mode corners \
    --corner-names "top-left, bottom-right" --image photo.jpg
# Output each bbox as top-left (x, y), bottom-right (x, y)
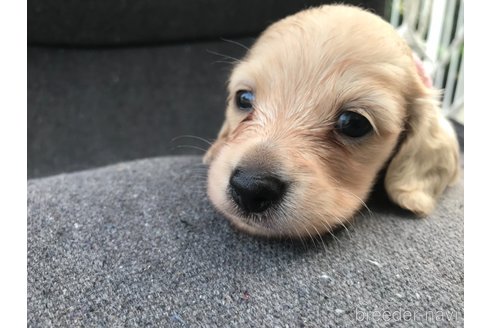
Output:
top-left (214, 210), bottom-right (285, 238)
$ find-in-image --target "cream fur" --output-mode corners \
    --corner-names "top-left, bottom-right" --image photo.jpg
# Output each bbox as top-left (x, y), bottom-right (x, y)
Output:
top-left (204, 5), bottom-right (460, 238)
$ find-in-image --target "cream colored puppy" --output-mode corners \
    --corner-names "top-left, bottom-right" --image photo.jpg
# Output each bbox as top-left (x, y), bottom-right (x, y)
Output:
top-left (204, 5), bottom-right (460, 238)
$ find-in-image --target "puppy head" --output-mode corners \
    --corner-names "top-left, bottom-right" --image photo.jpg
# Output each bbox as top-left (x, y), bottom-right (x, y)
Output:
top-left (205, 5), bottom-right (459, 238)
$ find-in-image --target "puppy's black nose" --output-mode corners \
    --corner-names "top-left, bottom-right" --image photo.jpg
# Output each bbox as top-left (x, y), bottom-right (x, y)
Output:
top-left (229, 168), bottom-right (287, 213)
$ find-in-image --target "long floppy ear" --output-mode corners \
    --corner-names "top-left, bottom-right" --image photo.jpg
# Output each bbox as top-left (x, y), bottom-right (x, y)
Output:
top-left (203, 119), bottom-right (230, 165)
top-left (385, 95), bottom-right (460, 216)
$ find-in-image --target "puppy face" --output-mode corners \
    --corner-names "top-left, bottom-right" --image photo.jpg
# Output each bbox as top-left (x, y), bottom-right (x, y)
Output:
top-left (205, 5), bottom-right (459, 238)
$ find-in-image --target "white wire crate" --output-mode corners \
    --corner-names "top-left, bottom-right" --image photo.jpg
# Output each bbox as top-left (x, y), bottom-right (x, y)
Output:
top-left (390, 0), bottom-right (464, 123)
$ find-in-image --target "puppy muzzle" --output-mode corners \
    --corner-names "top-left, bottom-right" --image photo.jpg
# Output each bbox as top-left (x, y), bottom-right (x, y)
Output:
top-left (228, 168), bottom-right (287, 214)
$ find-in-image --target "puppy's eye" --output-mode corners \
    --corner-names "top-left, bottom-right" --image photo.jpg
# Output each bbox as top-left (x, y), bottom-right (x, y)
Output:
top-left (336, 111), bottom-right (373, 138)
top-left (235, 90), bottom-right (255, 111)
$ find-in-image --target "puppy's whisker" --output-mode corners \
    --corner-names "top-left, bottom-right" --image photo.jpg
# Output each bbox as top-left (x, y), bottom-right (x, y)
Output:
top-left (185, 162), bottom-right (208, 167)
top-left (188, 175), bottom-right (208, 180)
top-left (306, 220), bottom-right (329, 252)
top-left (186, 172), bottom-right (208, 178)
top-left (220, 38), bottom-right (251, 51)
top-left (295, 212), bottom-right (327, 247)
top-left (298, 220), bottom-right (317, 248)
top-left (292, 226), bottom-right (307, 250)
top-left (206, 50), bottom-right (241, 63)
top-left (185, 164), bottom-right (208, 169)
top-left (174, 145), bottom-right (209, 153)
top-left (185, 170), bottom-right (208, 176)
top-left (333, 216), bottom-right (353, 239)
top-left (171, 135), bottom-right (213, 146)
top-left (184, 174), bottom-right (208, 180)
top-left (187, 162), bottom-right (209, 168)
top-left (316, 218), bottom-right (342, 245)
top-left (277, 205), bottom-right (307, 248)
top-left (332, 187), bottom-right (373, 216)
top-left (212, 60), bottom-right (237, 66)
top-left (180, 171), bottom-right (207, 179)
top-left (183, 187), bottom-right (207, 193)
top-left (184, 171), bottom-right (207, 177)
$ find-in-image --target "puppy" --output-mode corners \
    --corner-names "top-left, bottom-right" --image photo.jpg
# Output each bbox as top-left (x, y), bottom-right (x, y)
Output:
top-left (204, 5), bottom-right (460, 238)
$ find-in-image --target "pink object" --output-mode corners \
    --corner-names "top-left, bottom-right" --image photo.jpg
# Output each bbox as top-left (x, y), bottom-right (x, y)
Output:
top-left (413, 53), bottom-right (433, 88)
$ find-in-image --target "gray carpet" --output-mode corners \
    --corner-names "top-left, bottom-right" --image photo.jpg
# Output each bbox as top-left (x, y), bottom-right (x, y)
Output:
top-left (27, 156), bottom-right (464, 327)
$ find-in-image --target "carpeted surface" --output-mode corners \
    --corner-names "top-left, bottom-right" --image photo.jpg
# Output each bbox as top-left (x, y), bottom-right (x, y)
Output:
top-left (27, 156), bottom-right (464, 327)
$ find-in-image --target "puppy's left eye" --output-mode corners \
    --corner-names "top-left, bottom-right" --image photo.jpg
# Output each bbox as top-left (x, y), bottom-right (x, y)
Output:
top-left (336, 111), bottom-right (373, 138)
top-left (235, 90), bottom-right (255, 111)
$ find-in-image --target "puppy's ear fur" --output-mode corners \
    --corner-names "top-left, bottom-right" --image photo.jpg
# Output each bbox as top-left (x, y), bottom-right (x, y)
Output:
top-left (385, 94), bottom-right (460, 216)
top-left (203, 120), bottom-right (230, 165)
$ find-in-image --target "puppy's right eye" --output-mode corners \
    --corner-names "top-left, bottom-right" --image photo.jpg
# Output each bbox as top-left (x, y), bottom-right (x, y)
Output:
top-left (336, 111), bottom-right (373, 138)
top-left (235, 90), bottom-right (255, 111)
